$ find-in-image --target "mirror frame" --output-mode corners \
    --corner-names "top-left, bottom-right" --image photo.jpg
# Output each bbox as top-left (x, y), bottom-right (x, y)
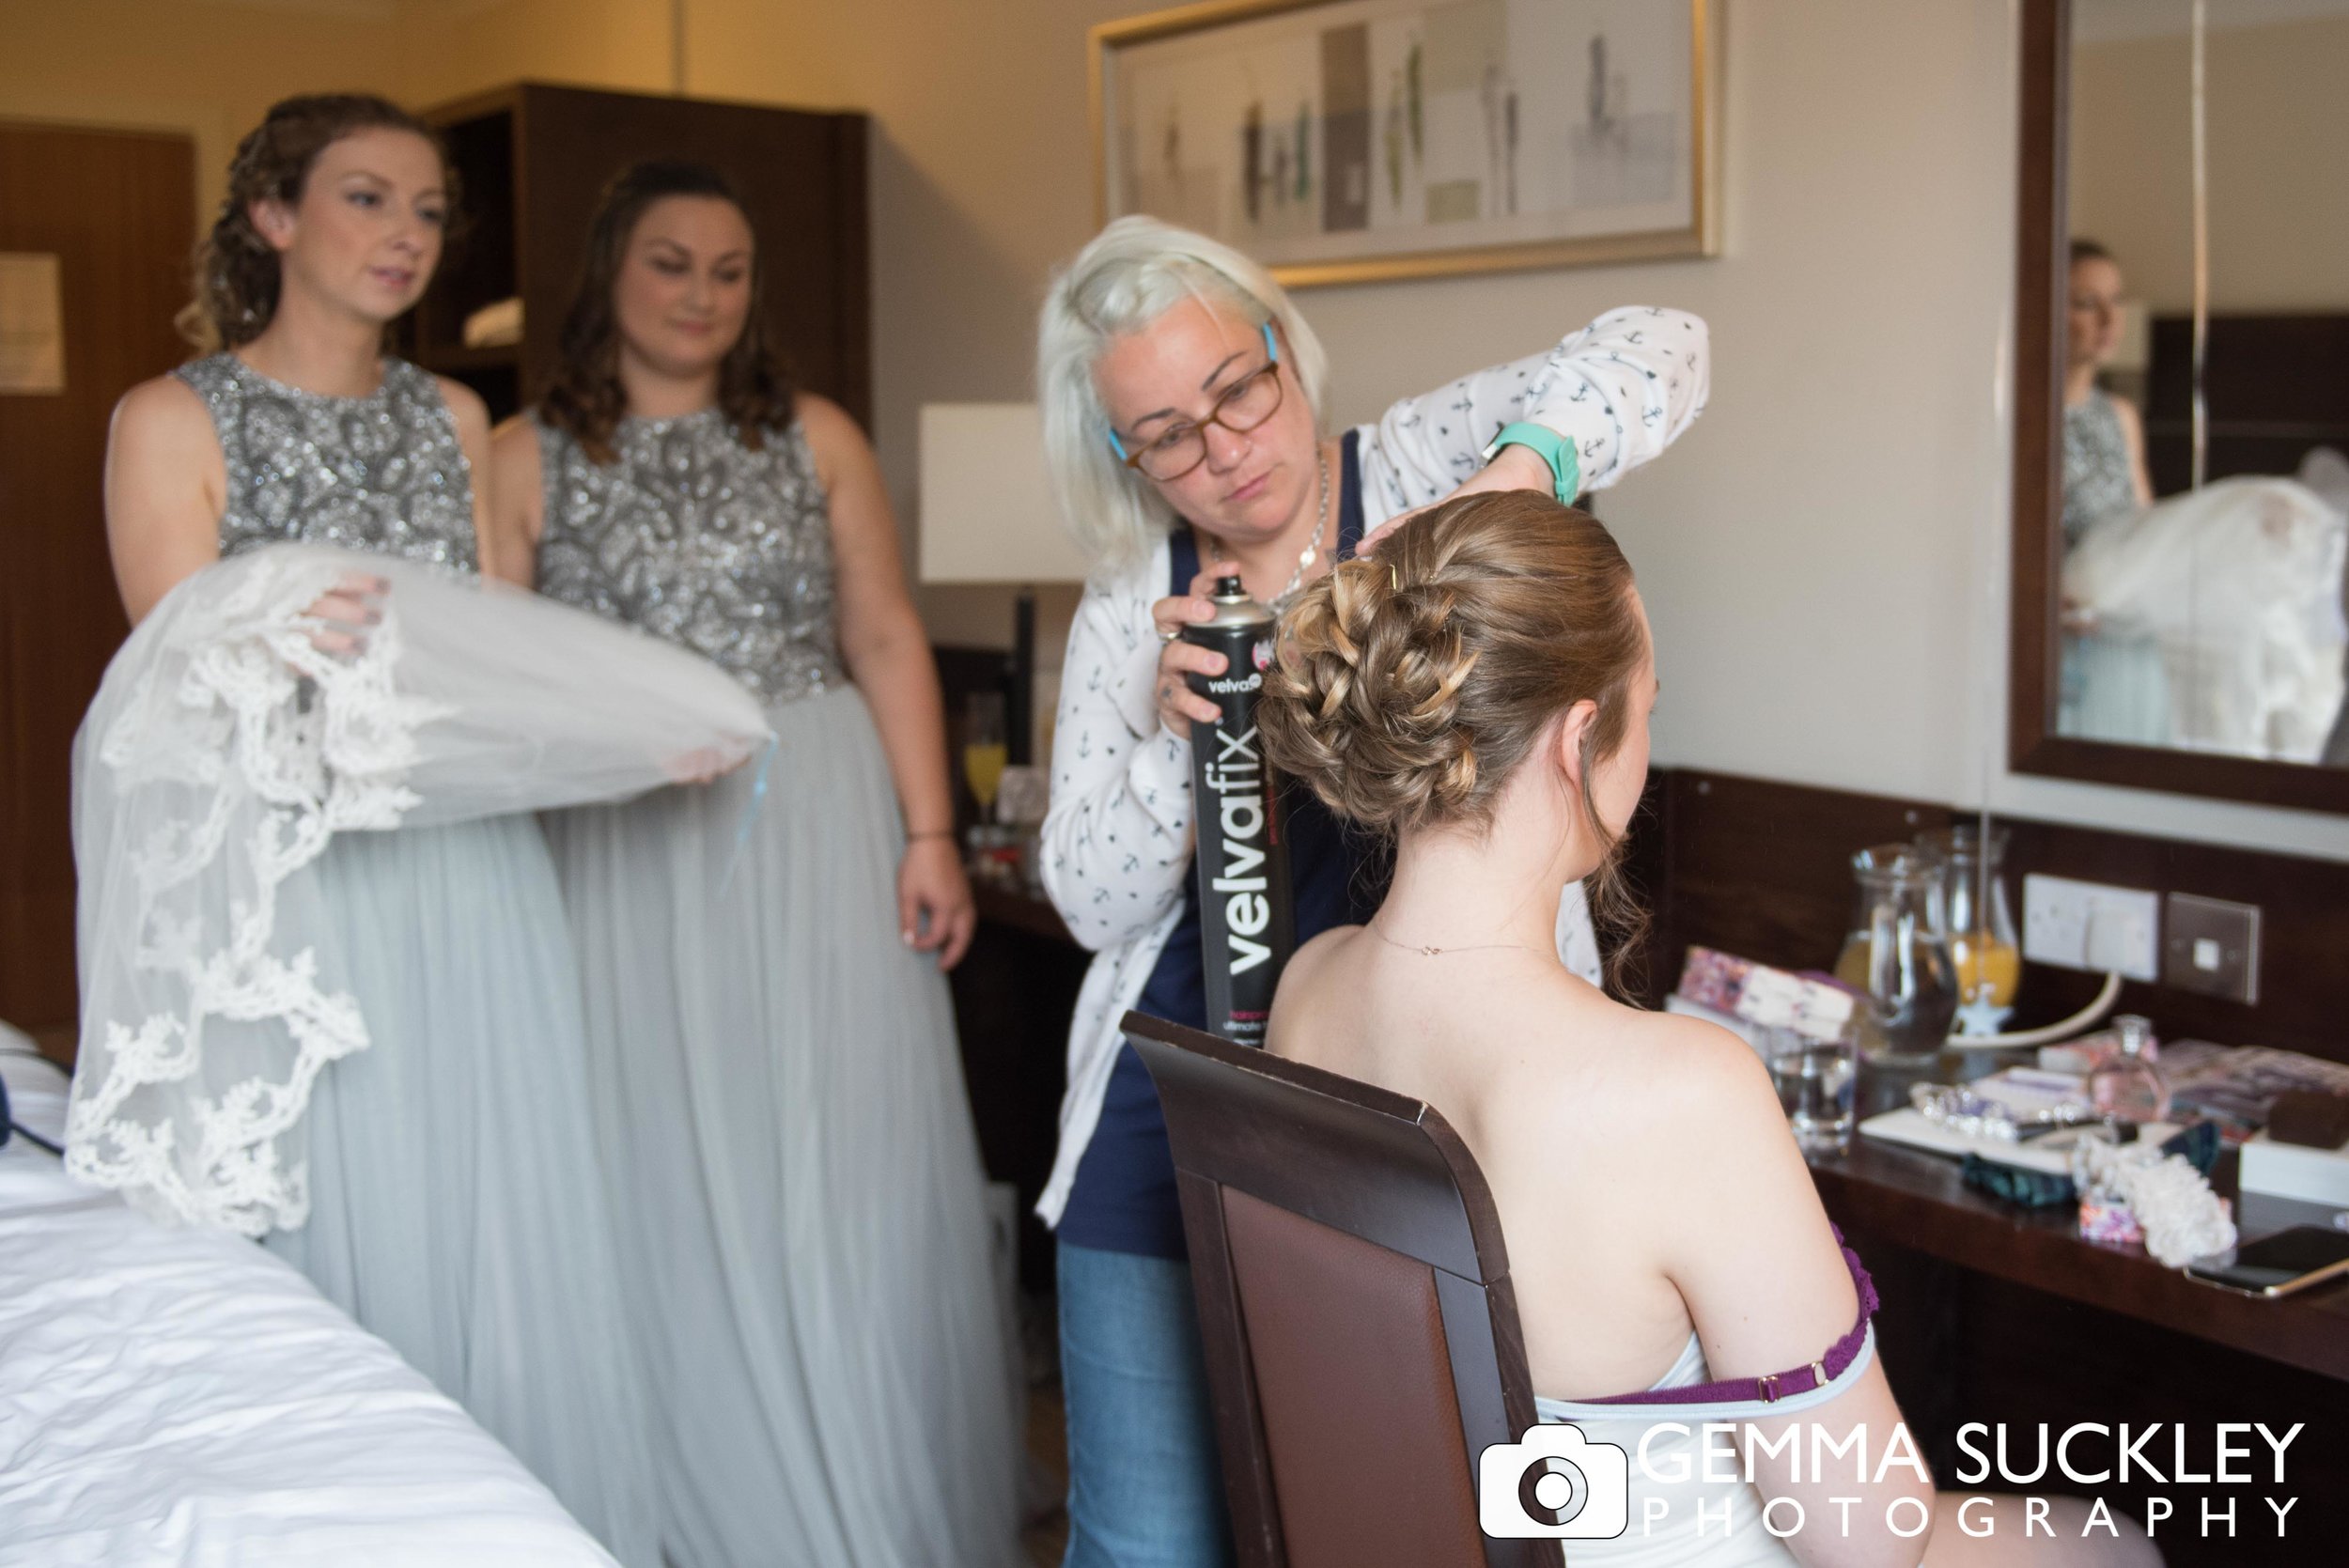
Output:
top-left (2009, 0), bottom-right (2349, 815)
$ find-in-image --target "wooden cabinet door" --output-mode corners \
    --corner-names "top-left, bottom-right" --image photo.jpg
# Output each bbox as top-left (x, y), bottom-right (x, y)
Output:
top-left (0, 122), bottom-right (194, 1056)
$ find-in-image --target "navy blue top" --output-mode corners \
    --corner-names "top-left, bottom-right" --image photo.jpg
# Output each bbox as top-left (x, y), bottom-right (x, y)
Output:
top-left (1058, 431), bottom-right (1387, 1260)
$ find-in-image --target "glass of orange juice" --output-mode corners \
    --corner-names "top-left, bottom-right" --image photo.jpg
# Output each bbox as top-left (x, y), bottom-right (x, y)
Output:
top-left (1925, 825), bottom-right (2020, 1012)
top-left (963, 691), bottom-right (1008, 826)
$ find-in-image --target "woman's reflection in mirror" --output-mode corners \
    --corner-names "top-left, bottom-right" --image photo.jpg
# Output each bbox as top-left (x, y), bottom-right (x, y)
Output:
top-left (2059, 240), bottom-right (2170, 747)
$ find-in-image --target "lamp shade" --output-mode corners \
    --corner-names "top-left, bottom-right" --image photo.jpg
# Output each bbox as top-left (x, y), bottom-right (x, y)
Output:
top-left (918, 403), bottom-right (1090, 585)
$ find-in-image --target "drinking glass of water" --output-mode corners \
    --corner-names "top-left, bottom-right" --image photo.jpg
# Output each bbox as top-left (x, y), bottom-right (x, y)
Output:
top-left (1761, 1023), bottom-right (1859, 1158)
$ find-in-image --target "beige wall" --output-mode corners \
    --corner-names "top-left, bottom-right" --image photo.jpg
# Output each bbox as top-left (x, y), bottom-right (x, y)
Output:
top-left (397, 0), bottom-right (676, 107)
top-left (683, 0), bottom-right (2348, 860)
top-left (7, 0), bottom-right (2342, 859)
top-left (0, 0), bottom-right (405, 222)
top-left (0, 0), bottom-right (673, 233)
top-left (2071, 13), bottom-right (2349, 312)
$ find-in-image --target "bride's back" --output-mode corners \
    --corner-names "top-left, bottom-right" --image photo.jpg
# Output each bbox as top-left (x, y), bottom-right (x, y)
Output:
top-left (1253, 493), bottom-right (2168, 1568)
top-left (1268, 923), bottom-right (1767, 1403)
top-left (1255, 491), bottom-right (1863, 1411)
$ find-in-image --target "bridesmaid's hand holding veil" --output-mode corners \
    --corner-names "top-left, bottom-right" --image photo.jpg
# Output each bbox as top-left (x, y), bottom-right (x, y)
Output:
top-left (663, 743), bottom-right (752, 785)
top-left (899, 836), bottom-right (974, 970)
top-left (301, 573), bottom-right (388, 658)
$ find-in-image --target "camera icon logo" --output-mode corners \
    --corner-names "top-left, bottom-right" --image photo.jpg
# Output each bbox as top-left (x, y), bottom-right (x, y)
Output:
top-left (1478, 1423), bottom-right (1630, 1540)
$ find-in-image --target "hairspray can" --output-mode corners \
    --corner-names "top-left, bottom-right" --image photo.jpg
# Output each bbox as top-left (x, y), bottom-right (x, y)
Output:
top-left (1183, 574), bottom-right (1294, 1046)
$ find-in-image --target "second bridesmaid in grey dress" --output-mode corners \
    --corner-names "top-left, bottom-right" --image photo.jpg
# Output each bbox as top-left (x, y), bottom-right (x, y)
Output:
top-left (489, 161), bottom-right (1021, 1568)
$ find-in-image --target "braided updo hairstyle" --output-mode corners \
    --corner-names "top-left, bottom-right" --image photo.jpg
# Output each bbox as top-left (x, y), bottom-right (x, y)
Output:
top-left (179, 93), bottom-right (455, 351)
top-left (1259, 489), bottom-right (1651, 986)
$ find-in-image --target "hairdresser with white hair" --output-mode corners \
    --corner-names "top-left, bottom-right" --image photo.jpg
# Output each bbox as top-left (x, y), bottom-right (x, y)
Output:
top-left (1030, 214), bottom-right (1708, 1566)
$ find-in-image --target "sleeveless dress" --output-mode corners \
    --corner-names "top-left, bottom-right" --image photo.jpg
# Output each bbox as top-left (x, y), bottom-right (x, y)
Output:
top-left (172, 353), bottom-right (661, 1566)
top-left (1527, 1240), bottom-right (1885, 1565)
top-left (534, 409), bottom-right (1022, 1568)
top-left (1532, 1330), bottom-right (1882, 1564)
top-left (2059, 390), bottom-right (2170, 746)
top-left (2061, 390), bottom-right (2138, 549)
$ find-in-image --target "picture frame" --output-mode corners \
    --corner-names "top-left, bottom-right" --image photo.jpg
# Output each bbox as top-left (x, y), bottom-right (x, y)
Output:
top-left (1090, 0), bottom-right (1719, 288)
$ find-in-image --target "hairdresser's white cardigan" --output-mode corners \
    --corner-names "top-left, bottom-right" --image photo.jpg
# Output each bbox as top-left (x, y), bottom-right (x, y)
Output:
top-left (1035, 306), bottom-right (1711, 1225)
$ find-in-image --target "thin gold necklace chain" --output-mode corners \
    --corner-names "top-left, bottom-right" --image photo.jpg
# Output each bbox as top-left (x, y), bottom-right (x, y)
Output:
top-left (1364, 917), bottom-right (1546, 958)
top-left (1216, 446), bottom-right (1331, 611)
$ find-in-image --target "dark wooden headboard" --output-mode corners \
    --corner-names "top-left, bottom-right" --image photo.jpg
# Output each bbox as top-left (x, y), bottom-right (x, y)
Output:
top-left (2143, 313), bottom-right (2349, 497)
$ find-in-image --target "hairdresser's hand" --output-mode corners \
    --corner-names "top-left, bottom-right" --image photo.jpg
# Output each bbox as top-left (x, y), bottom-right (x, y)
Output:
top-left (1149, 566), bottom-right (1232, 739)
top-left (303, 573), bottom-right (388, 658)
top-left (900, 834), bottom-right (974, 970)
top-left (663, 743), bottom-right (751, 785)
top-left (1359, 443), bottom-right (1555, 555)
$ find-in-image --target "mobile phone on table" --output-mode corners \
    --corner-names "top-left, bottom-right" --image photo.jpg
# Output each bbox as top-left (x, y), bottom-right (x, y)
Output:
top-left (2184, 1226), bottom-right (2349, 1298)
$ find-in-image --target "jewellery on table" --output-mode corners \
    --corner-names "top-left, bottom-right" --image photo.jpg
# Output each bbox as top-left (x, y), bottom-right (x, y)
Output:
top-left (1208, 446), bottom-right (1330, 613)
top-left (1908, 1081), bottom-right (2099, 1143)
top-left (1364, 916), bottom-right (1540, 959)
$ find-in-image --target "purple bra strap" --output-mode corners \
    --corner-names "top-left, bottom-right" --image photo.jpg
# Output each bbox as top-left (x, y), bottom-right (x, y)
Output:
top-left (1584, 1227), bottom-right (1881, 1408)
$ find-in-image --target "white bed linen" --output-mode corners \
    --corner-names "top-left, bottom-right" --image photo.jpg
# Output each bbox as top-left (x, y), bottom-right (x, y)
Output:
top-left (0, 1053), bottom-right (616, 1567)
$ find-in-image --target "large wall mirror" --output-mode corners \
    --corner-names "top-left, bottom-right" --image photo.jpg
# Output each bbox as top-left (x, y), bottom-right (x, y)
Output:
top-left (2012, 0), bottom-right (2349, 814)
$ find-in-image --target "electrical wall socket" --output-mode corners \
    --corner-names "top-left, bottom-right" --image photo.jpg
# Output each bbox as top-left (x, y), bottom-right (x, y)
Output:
top-left (2022, 874), bottom-right (2161, 980)
top-left (2162, 893), bottom-right (2261, 1005)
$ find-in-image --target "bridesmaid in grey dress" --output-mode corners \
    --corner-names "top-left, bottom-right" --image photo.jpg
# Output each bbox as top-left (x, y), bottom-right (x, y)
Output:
top-left (2058, 241), bottom-right (2168, 746)
top-left (100, 96), bottom-right (657, 1564)
top-left (489, 162), bottom-right (1021, 1567)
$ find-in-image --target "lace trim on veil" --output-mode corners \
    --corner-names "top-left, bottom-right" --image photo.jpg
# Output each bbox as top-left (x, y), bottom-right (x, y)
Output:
top-left (66, 551), bottom-right (450, 1235)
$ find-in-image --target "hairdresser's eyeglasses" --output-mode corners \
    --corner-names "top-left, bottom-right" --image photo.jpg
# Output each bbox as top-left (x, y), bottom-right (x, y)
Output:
top-left (1107, 321), bottom-right (1286, 483)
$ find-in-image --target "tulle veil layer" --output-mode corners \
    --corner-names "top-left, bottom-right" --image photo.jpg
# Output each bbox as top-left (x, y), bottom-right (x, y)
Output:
top-left (68, 543), bottom-right (771, 1234)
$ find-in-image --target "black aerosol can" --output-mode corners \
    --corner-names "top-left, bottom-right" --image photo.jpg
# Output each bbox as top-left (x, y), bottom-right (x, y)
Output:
top-left (1184, 574), bottom-right (1294, 1046)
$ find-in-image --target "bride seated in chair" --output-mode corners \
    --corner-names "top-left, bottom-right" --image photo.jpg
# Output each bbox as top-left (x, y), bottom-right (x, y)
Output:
top-left (1259, 491), bottom-right (2158, 1567)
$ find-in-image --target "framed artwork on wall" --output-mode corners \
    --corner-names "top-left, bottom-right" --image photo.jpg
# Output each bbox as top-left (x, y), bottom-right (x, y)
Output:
top-left (1090, 0), bottom-right (1719, 287)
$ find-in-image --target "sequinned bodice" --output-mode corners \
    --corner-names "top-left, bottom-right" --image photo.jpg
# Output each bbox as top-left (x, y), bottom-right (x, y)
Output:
top-left (175, 354), bottom-right (477, 571)
top-left (533, 410), bottom-right (844, 703)
top-left (2062, 390), bottom-right (2138, 547)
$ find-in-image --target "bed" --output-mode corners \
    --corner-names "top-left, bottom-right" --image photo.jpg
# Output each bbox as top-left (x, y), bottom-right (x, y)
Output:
top-left (0, 1043), bottom-right (617, 1566)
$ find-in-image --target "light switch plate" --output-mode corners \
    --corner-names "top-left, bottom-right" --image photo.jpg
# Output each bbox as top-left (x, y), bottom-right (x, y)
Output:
top-left (2163, 893), bottom-right (2260, 1004)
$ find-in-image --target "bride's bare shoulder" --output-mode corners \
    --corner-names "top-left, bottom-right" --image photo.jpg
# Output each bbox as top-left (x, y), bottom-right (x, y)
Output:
top-left (1265, 924), bottom-right (1367, 1048)
top-left (1497, 992), bottom-right (1779, 1147)
top-left (1283, 923), bottom-right (1363, 983)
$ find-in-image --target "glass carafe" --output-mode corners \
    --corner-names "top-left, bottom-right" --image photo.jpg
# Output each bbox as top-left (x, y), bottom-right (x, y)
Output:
top-left (1832, 844), bottom-right (1960, 1064)
top-left (1922, 825), bottom-right (2021, 1018)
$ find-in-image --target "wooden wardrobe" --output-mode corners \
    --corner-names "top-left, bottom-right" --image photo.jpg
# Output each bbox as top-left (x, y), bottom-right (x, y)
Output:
top-left (404, 82), bottom-right (870, 427)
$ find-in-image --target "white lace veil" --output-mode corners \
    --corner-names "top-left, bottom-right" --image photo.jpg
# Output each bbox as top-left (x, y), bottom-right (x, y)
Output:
top-left (67, 544), bottom-right (773, 1234)
top-left (2064, 475), bottom-right (2349, 760)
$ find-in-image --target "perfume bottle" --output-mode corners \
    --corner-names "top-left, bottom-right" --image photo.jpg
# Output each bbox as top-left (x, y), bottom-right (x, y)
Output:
top-left (2088, 1015), bottom-right (2170, 1123)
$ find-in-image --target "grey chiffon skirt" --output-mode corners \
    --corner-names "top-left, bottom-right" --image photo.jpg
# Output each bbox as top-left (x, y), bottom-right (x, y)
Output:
top-left (544, 684), bottom-right (1021, 1568)
top-left (264, 815), bottom-right (661, 1566)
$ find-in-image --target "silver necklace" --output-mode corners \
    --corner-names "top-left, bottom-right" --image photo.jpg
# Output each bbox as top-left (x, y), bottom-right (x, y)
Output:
top-left (1364, 917), bottom-right (1543, 959)
top-left (1216, 446), bottom-right (1330, 611)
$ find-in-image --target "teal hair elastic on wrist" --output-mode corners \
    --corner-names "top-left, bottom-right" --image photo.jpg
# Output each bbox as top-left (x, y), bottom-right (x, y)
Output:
top-left (1482, 421), bottom-right (1581, 507)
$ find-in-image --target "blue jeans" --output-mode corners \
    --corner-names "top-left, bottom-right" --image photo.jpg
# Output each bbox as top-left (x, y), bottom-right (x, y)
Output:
top-left (1057, 1239), bottom-right (1237, 1568)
